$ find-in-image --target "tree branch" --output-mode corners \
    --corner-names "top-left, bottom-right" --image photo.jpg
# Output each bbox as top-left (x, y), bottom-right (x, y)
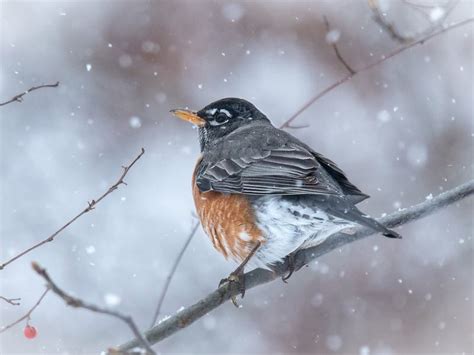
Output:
top-left (370, 0), bottom-right (460, 43)
top-left (0, 288), bottom-right (49, 334)
top-left (323, 16), bottom-right (355, 74)
top-left (32, 262), bottom-right (155, 355)
top-left (279, 17), bottom-right (473, 129)
top-left (0, 296), bottom-right (21, 306)
top-left (0, 148), bottom-right (145, 271)
top-left (116, 179), bottom-right (474, 352)
top-left (149, 221), bottom-right (199, 328)
top-left (0, 82), bottom-right (60, 107)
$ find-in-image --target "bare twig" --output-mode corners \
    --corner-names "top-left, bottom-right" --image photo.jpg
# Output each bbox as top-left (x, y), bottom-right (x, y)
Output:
top-left (369, 0), bottom-right (414, 42)
top-left (369, 0), bottom-right (459, 43)
top-left (0, 288), bottom-right (49, 334)
top-left (323, 16), bottom-right (356, 74)
top-left (32, 262), bottom-right (155, 355)
top-left (117, 180), bottom-right (474, 351)
top-left (403, 0), bottom-right (458, 22)
top-left (0, 148), bottom-right (146, 270)
top-left (0, 296), bottom-right (21, 306)
top-left (280, 17), bottom-right (473, 129)
top-left (150, 221), bottom-right (199, 328)
top-left (0, 82), bottom-right (60, 107)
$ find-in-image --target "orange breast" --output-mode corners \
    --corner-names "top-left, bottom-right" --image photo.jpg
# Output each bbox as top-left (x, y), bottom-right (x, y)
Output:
top-left (192, 158), bottom-right (264, 263)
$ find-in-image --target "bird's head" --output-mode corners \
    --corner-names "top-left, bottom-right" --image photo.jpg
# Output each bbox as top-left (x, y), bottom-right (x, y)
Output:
top-left (171, 97), bottom-right (270, 151)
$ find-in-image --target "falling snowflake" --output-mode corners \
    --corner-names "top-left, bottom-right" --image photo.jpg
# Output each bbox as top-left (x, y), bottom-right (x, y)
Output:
top-left (119, 54), bottom-right (133, 68)
top-left (325, 29), bottom-right (341, 44)
top-left (221, 3), bottom-right (244, 22)
top-left (104, 293), bottom-right (121, 307)
top-left (129, 116), bottom-right (142, 129)
top-left (429, 7), bottom-right (445, 22)
top-left (326, 335), bottom-right (342, 351)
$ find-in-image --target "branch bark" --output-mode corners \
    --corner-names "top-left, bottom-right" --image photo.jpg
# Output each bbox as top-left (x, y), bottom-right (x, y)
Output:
top-left (32, 262), bottom-right (155, 355)
top-left (117, 179), bottom-right (474, 352)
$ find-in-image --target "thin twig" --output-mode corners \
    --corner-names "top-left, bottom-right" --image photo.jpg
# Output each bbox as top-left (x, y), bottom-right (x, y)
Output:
top-left (31, 262), bottom-right (155, 355)
top-left (403, 0), bottom-right (458, 22)
top-left (0, 296), bottom-right (21, 306)
top-left (149, 221), bottom-right (199, 328)
top-left (323, 16), bottom-right (356, 74)
top-left (369, 0), bottom-right (413, 42)
top-left (117, 180), bottom-right (474, 351)
top-left (0, 148), bottom-right (146, 271)
top-left (0, 288), bottom-right (49, 334)
top-left (280, 17), bottom-right (473, 129)
top-left (369, 0), bottom-right (459, 43)
top-left (0, 82), bottom-right (60, 107)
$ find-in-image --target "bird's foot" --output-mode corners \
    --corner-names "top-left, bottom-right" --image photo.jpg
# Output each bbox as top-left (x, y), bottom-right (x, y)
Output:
top-left (218, 242), bottom-right (261, 307)
top-left (219, 268), bottom-right (246, 308)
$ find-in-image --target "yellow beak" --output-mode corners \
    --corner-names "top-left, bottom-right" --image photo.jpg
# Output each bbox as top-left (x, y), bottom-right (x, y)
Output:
top-left (170, 109), bottom-right (205, 127)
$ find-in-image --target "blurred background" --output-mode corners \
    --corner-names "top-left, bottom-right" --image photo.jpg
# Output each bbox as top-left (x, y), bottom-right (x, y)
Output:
top-left (1, 0), bottom-right (473, 354)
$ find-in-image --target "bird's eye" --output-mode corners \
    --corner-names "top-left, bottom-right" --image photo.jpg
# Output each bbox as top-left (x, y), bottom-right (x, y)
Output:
top-left (216, 113), bottom-right (230, 123)
top-left (209, 112), bottom-right (230, 126)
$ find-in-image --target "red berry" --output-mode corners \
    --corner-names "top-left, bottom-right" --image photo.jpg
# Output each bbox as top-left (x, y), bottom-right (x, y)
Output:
top-left (23, 325), bottom-right (37, 339)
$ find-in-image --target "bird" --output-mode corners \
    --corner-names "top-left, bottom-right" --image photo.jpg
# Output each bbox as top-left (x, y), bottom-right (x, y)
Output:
top-left (171, 98), bottom-right (400, 303)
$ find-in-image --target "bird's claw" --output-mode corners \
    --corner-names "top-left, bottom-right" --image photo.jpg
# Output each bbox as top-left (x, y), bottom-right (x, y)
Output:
top-left (219, 271), bottom-right (246, 308)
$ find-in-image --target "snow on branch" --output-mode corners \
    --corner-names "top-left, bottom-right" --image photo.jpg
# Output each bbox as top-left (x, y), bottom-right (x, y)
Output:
top-left (116, 180), bottom-right (474, 352)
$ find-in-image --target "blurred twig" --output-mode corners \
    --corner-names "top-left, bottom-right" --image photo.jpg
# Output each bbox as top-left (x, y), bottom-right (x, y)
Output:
top-left (0, 288), bottom-right (49, 334)
top-left (323, 16), bottom-right (355, 74)
top-left (283, 15), bottom-right (356, 130)
top-left (0, 82), bottom-right (60, 107)
top-left (117, 180), bottom-right (474, 351)
top-left (149, 221), bottom-right (199, 328)
top-left (0, 148), bottom-right (146, 271)
top-left (0, 296), bottom-right (21, 306)
top-left (369, 0), bottom-right (413, 42)
top-left (402, 0), bottom-right (459, 23)
top-left (31, 262), bottom-right (155, 355)
top-left (368, 0), bottom-right (459, 43)
top-left (280, 17), bottom-right (473, 129)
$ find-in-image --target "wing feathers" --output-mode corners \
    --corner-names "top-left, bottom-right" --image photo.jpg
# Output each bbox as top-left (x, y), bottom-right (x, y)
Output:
top-left (199, 144), bottom-right (341, 196)
top-left (196, 125), bottom-right (367, 200)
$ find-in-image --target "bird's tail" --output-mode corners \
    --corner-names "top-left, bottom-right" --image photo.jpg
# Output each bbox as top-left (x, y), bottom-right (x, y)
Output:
top-left (356, 211), bottom-right (402, 239)
top-left (321, 198), bottom-right (402, 239)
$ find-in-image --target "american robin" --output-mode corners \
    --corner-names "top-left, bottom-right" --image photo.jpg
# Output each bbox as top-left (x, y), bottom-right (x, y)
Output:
top-left (171, 98), bottom-right (400, 302)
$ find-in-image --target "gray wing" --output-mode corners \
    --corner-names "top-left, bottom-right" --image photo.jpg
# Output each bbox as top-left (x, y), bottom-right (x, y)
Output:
top-left (311, 151), bottom-right (369, 203)
top-left (196, 142), bottom-right (343, 196)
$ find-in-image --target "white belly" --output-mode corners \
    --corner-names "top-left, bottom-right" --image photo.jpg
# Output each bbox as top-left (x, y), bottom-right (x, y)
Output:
top-left (250, 196), bottom-right (352, 268)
